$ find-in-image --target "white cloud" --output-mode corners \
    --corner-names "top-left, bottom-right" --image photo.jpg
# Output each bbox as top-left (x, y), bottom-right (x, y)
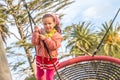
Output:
top-left (82, 7), bottom-right (99, 20)
top-left (60, 1), bottom-right (82, 25)
top-left (61, 0), bottom-right (120, 27)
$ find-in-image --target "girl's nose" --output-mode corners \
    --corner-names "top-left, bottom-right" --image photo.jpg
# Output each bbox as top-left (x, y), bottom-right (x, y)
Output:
top-left (46, 24), bottom-right (50, 27)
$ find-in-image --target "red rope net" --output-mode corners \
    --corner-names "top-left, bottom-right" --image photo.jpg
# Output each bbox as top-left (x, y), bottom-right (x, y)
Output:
top-left (54, 56), bottom-right (120, 80)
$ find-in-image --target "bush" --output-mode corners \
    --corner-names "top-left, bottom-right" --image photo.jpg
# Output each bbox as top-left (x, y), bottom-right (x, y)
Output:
top-left (25, 76), bottom-right (36, 80)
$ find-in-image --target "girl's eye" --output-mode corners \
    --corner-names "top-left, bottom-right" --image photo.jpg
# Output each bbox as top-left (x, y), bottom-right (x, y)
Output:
top-left (44, 23), bottom-right (46, 25)
top-left (49, 23), bottom-right (51, 25)
top-left (43, 22), bottom-right (52, 26)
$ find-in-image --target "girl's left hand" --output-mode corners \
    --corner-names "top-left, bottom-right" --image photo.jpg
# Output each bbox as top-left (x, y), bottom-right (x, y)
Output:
top-left (39, 34), bottom-right (47, 40)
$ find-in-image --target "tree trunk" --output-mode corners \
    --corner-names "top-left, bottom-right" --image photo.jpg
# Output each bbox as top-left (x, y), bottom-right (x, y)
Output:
top-left (7, 1), bottom-right (36, 77)
top-left (0, 34), bottom-right (12, 80)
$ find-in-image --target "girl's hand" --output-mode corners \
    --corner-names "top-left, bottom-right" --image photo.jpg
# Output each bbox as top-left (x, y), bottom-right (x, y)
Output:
top-left (39, 34), bottom-right (47, 40)
top-left (34, 25), bottom-right (39, 32)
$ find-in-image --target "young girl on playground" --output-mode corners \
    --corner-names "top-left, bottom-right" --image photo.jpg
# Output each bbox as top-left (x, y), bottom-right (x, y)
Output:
top-left (32, 13), bottom-right (62, 80)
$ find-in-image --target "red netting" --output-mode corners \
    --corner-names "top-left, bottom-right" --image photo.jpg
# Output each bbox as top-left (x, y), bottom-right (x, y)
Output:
top-left (54, 56), bottom-right (120, 80)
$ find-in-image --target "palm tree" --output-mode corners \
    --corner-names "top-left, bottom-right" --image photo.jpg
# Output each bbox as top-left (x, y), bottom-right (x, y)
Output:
top-left (63, 22), bottom-right (97, 57)
top-left (0, 2), bottom-right (12, 80)
top-left (98, 20), bottom-right (120, 58)
top-left (0, 33), bottom-right (12, 80)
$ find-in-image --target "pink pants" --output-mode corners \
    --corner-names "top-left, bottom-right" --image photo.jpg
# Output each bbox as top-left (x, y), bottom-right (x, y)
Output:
top-left (36, 66), bottom-right (55, 80)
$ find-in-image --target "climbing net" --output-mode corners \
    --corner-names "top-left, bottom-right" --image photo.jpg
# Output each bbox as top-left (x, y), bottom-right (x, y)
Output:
top-left (54, 56), bottom-right (120, 80)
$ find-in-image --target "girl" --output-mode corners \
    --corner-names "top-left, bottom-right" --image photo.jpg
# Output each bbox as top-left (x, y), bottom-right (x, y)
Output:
top-left (32, 13), bottom-right (62, 80)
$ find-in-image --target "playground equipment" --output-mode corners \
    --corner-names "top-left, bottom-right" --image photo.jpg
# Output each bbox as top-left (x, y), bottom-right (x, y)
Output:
top-left (54, 56), bottom-right (120, 80)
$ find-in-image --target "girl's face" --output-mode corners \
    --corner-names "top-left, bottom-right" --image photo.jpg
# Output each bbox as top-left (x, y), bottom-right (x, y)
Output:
top-left (42, 17), bottom-right (56, 33)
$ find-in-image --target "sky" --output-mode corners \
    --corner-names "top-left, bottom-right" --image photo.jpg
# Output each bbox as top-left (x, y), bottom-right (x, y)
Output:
top-left (61, 0), bottom-right (120, 30)
top-left (59, 0), bottom-right (120, 57)
top-left (8, 0), bottom-right (120, 80)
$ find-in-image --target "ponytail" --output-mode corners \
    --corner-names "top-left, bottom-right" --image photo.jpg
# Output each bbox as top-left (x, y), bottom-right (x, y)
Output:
top-left (54, 25), bottom-right (61, 33)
